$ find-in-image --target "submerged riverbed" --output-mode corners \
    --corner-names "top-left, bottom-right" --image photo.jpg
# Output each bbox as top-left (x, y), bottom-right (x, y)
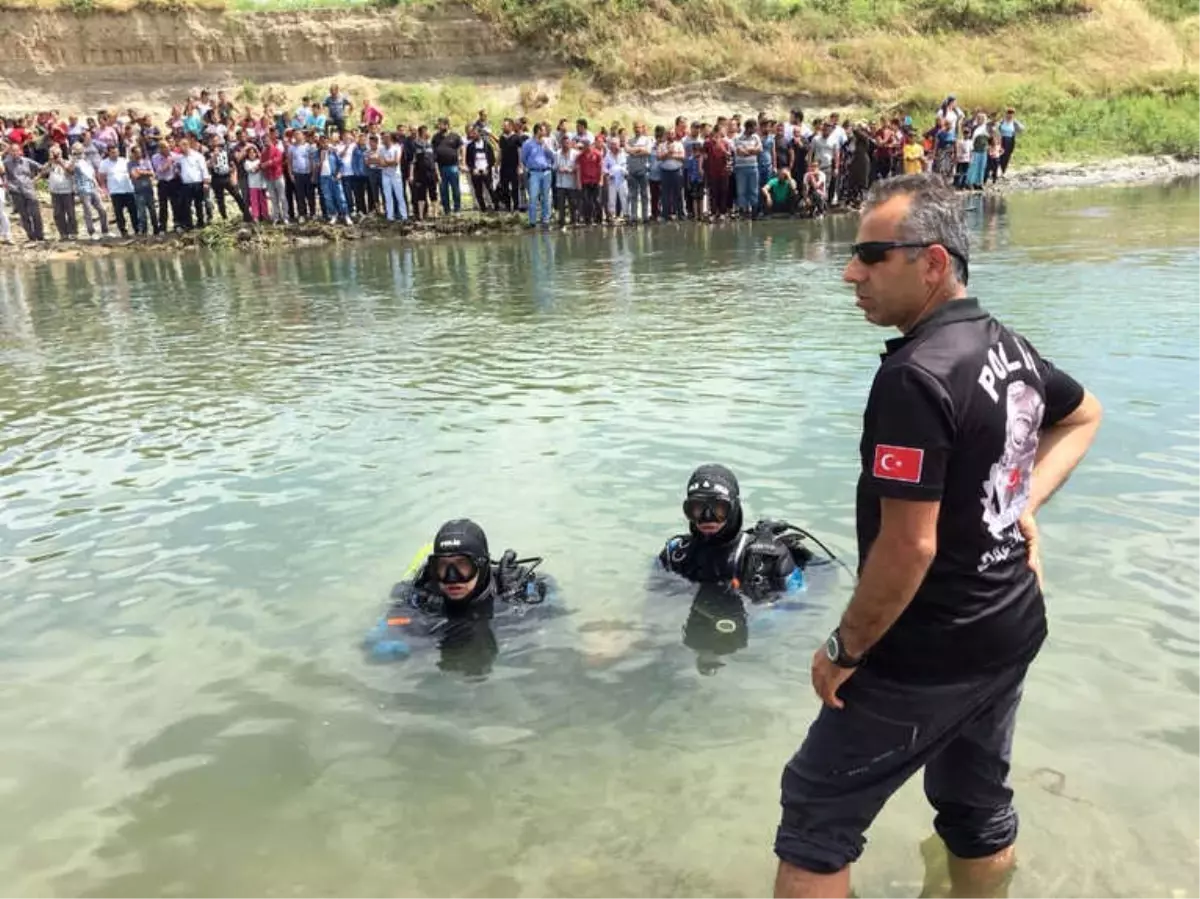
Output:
top-left (0, 183), bottom-right (1197, 897)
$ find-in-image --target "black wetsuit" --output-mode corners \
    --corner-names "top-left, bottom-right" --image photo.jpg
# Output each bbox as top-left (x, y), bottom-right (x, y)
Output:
top-left (363, 554), bottom-right (557, 675)
top-left (658, 513), bottom-right (814, 600)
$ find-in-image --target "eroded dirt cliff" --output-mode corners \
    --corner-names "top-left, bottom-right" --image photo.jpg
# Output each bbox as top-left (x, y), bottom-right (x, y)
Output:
top-left (1, 1), bottom-right (532, 110)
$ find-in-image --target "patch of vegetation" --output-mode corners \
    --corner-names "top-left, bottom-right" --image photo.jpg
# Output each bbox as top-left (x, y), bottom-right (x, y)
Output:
top-left (1140, 0), bottom-right (1198, 18)
top-left (1005, 80), bottom-right (1200, 161)
top-left (469, 0), bottom-right (1094, 54)
top-left (236, 79), bottom-right (259, 104)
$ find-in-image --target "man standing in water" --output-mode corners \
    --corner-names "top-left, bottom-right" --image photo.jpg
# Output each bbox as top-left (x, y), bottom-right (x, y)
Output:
top-left (773, 174), bottom-right (1103, 899)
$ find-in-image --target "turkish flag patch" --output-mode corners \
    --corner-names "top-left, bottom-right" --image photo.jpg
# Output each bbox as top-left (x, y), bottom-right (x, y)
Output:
top-left (872, 444), bottom-right (925, 484)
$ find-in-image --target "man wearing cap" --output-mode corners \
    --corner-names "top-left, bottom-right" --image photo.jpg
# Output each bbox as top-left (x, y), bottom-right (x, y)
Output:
top-left (363, 519), bottom-right (558, 668)
top-left (772, 174), bottom-right (1102, 898)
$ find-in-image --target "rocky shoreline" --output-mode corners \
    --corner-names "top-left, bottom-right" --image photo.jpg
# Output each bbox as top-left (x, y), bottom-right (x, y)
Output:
top-left (2, 155), bottom-right (1196, 263)
top-left (992, 154), bottom-right (1200, 193)
top-left (1, 211), bottom-right (533, 263)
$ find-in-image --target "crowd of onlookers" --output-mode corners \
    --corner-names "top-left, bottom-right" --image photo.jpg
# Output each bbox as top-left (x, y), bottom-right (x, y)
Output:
top-left (0, 84), bottom-right (1024, 244)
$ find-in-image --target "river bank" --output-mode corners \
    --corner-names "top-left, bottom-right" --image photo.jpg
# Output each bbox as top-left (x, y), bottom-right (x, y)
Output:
top-left (995, 154), bottom-right (1200, 192)
top-left (3, 154), bottom-right (1197, 263)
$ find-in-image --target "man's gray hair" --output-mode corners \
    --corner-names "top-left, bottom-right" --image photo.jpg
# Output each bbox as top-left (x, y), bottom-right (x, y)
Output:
top-left (862, 174), bottom-right (970, 285)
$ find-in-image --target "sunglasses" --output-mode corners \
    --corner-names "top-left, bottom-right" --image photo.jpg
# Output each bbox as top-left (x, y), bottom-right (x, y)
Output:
top-left (850, 241), bottom-right (969, 284)
top-left (683, 498), bottom-right (731, 524)
top-left (434, 555), bottom-right (479, 585)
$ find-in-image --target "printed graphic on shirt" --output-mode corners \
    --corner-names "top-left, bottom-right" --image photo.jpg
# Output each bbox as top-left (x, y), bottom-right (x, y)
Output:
top-left (978, 380), bottom-right (1044, 570)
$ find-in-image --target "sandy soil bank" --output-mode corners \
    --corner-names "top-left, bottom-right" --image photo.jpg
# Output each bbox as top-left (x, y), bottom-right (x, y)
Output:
top-left (0, 2), bottom-right (533, 113)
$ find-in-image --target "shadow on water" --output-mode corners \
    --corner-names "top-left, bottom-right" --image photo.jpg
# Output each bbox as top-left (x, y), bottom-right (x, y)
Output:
top-left (60, 683), bottom-right (329, 898)
top-left (57, 635), bottom-right (788, 898)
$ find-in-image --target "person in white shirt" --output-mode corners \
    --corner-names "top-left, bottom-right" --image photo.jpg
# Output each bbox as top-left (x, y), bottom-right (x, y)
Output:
top-left (938, 95), bottom-right (962, 135)
top-left (98, 144), bottom-right (137, 236)
top-left (0, 167), bottom-right (10, 243)
top-left (378, 132), bottom-right (407, 222)
top-left (828, 113), bottom-right (848, 150)
top-left (624, 122), bottom-right (653, 224)
top-left (555, 136), bottom-right (579, 227)
top-left (603, 138), bottom-right (628, 223)
top-left (807, 121), bottom-right (839, 206)
top-left (44, 144), bottom-right (79, 240)
top-left (177, 136), bottom-right (210, 230)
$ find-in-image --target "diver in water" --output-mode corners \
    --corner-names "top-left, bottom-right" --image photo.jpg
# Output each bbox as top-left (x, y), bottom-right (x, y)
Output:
top-left (362, 518), bottom-right (558, 675)
top-left (658, 465), bottom-right (846, 675)
top-left (657, 463), bottom-right (833, 600)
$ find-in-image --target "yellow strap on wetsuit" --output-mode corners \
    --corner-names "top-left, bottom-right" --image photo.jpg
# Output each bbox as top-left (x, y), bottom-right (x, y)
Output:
top-left (386, 542), bottom-right (435, 626)
top-left (403, 542), bottom-right (434, 580)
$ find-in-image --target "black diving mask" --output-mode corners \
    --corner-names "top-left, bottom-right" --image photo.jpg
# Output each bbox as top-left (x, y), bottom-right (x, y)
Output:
top-left (434, 555), bottom-right (480, 585)
top-left (684, 498), bottom-right (731, 524)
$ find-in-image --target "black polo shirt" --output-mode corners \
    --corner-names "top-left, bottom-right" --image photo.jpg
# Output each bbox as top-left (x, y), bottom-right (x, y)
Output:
top-left (432, 130), bottom-right (463, 167)
top-left (856, 298), bottom-right (1085, 683)
top-left (499, 132), bottom-right (526, 171)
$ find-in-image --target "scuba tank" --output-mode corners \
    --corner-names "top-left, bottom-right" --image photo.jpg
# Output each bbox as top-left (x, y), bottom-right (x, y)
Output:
top-left (744, 520), bottom-right (854, 578)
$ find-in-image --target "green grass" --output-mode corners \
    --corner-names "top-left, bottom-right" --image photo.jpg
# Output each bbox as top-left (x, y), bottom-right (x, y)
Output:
top-left (1140, 0), bottom-right (1198, 18)
top-left (1000, 81), bottom-right (1200, 162)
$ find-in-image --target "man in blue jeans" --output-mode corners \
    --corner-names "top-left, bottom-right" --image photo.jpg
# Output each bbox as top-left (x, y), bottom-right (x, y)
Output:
top-left (432, 117), bottom-right (463, 214)
top-left (773, 174), bottom-right (1103, 898)
top-left (520, 122), bottom-right (554, 228)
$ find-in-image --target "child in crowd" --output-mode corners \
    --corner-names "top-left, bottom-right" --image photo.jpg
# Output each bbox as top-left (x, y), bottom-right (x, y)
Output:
top-left (803, 160), bottom-right (826, 217)
top-left (243, 144), bottom-right (268, 221)
top-left (954, 128), bottom-right (972, 188)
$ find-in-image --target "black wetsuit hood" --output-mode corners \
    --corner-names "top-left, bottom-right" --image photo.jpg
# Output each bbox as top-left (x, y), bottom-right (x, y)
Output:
top-left (685, 463), bottom-right (743, 545)
top-left (429, 518), bottom-right (493, 606)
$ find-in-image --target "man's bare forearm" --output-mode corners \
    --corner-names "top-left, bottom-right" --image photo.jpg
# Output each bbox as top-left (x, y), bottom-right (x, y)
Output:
top-left (838, 535), bottom-right (935, 658)
top-left (1028, 391), bottom-right (1103, 515)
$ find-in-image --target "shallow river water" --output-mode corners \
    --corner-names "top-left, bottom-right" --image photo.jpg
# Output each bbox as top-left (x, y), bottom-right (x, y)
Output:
top-left (0, 182), bottom-right (1197, 898)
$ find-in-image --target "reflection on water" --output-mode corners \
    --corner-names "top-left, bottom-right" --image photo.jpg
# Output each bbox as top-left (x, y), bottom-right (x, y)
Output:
top-left (0, 182), bottom-right (1197, 897)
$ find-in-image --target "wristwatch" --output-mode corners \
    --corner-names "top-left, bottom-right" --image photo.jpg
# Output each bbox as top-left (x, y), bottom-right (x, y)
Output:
top-left (825, 628), bottom-right (864, 669)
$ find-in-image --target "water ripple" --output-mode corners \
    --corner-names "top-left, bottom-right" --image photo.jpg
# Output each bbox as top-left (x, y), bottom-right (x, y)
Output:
top-left (0, 184), bottom-right (1197, 898)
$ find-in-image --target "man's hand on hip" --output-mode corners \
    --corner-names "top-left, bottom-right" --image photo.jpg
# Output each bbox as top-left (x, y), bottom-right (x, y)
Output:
top-left (811, 648), bottom-right (855, 710)
top-left (1018, 512), bottom-right (1042, 590)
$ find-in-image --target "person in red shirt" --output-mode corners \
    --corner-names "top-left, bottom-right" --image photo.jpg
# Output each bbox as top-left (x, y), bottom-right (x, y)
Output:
top-left (50, 119), bottom-right (68, 150)
top-left (575, 138), bottom-right (604, 225)
top-left (259, 132), bottom-right (288, 224)
top-left (7, 118), bottom-right (29, 152)
top-left (704, 129), bottom-right (732, 219)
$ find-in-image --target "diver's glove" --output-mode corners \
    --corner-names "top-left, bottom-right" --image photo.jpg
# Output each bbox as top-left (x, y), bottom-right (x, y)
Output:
top-left (363, 616), bottom-right (411, 661)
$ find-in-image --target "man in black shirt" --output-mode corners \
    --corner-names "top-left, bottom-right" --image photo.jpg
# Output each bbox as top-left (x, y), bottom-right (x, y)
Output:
top-left (773, 173), bottom-right (1103, 899)
top-left (497, 118), bottom-right (527, 212)
top-left (431, 117), bottom-right (463, 214)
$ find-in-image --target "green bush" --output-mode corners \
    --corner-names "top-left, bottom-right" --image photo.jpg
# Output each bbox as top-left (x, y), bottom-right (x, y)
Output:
top-left (1141, 0), bottom-right (1198, 18)
top-left (1015, 90), bottom-right (1200, 161)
